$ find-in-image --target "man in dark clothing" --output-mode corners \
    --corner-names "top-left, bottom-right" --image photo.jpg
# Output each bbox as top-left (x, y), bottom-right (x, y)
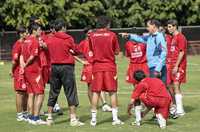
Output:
top-left (45, 19), bottom-right (84, 126)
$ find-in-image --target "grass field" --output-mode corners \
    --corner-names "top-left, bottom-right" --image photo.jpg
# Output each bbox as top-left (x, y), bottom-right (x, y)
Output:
top-left (0, 55), bottom-right (200, 132)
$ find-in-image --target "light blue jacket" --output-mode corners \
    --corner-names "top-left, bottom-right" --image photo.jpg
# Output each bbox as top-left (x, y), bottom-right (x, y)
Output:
top-left (128, 32), bottom-right (167, 72)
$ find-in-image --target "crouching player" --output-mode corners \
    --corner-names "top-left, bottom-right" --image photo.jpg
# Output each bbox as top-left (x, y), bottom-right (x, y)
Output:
top-left (127, 70), bottom-right (171, 129)
top-left (11, 26), bottom-right (28, 121)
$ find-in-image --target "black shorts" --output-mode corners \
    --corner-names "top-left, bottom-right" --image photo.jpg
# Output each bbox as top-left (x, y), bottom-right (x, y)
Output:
top-left (47, 64), bottom-right (79, 107)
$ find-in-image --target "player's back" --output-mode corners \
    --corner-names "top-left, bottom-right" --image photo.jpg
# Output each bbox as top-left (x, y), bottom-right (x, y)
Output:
top-left (46, 32), bottom-right (75, 64)
top-left (89, 29), bottom-right (120, 64)
top-left (142, 77), bottom-right (170, 98)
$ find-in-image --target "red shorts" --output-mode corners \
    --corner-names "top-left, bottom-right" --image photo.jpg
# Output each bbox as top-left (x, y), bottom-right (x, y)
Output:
top-left (126, 63), bottom-right (149, 84)
top-left (140, 94), bottom-right (171, 119)
top-left (42, 66), bottom-right (50, 84)
top-left (166, 64), bottom-right (186, 85)
top-left (24, 71), bottom-right (44, 94)
top-left (81, 64), bottom-right (92, 84)
top-left (13, 67), bottom-right (27, 92)
top-left (91, 71), bottom-right (117, 93)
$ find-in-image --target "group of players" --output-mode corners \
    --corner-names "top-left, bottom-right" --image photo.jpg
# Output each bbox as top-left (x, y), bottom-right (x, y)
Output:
top-left (11, 15), bottom-right (187, 129)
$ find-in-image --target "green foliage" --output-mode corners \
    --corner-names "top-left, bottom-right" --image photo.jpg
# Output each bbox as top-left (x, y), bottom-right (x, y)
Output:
top-left (0, 0), bottom-right (200, 29)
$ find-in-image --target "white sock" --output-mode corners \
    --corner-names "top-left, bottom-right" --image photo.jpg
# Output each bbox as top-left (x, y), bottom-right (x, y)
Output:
top-left (134, 105), bottom-right (142, 122)
top-left (91, 109), bottom-right (97, 121)
top-left (156, 114), bottom-right (166, 128)
top-left (112, 107), bottom-right (118, 121)
top-left (70, 114), bottom-right (77, 122)
top-left (47, 113), bottom-right (53, 119)
top-left (175, 94), bottom-right (185, 114)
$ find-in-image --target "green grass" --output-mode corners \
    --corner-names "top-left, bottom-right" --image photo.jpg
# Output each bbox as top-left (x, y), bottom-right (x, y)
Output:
top-left (0, 55), bottom-right (200, 132)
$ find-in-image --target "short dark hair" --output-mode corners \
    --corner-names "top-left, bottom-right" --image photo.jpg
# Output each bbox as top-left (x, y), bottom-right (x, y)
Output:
top-left (133, 70), bottom-right (146, 82)
top-left (96, 16), bottom-right (111, 28)
top-left (29, 16), bottom-right (39, 24)
top-left (28, 24), bottom-right (40, 34)
top-left (54, 19), bottom-right (66, 31)
top-left (83, 25), bottom-right (92, 34)
top-left (167, 19), bottom-right (178, 27)
top-left (17, 26), bottom-right (26, 34)
top-left (147, 19), bottom-right (161, 28)
top-left (49, 20), bottom-right (55, 30)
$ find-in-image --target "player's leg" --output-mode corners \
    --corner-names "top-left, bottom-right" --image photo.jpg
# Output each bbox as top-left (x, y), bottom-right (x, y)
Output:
top-left (27, 93), bottom-right (34, 121)
top-left (90, 92), bottom-right (100, 126)
top-left (174, 82), bottom-right (185, 116)
top-left (46, 65), bottom-right (62, 125)
top-left (62, 65), bottom-right (84, 126)
top-left (15, 91), bottom-right (25, 121)
top-left (87, 83), bottom-right (92, 104)
top-left (132, 100), bottom-right (142, 126)
top-left (101, 91), bottom-right (112, 112)
top-left (104, 71), bottom-right (124, 125)
top-left (28, 73), bottom-right (46, 125)
top-left (33, 93), bottom-right (46, 125)
top-left (155, 98), bottom-right (171, 129)
top-left (90, 72), bottom-right (103, 126)
top-left (172, 69), bottom-right (186, 118)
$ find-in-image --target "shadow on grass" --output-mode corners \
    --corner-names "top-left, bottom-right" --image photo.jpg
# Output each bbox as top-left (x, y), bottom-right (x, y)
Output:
top-left (184, 105), bottom-right (195, 113)
top-left (144, 119), bottom-right (174, 126)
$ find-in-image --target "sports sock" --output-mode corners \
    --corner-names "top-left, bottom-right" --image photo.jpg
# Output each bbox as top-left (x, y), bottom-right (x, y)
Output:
top-left (91, 109), bottom-right (97, 121)
top-left (112, 107), bottom-right (118, 121)
top-left (70, 114), bottom-right (77, 122)
top-left (175, 94), bottom-right (185, 114)
top-left (135, 105), bottom-right (142, 122)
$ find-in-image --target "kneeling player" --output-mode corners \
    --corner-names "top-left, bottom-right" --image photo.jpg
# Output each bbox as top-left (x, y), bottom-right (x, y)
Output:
top-left (127, 70), bottom-right (171, 129)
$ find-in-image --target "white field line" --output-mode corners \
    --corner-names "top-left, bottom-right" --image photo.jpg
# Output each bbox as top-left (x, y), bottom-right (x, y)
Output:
top-left (44, 89), bottom-right (200, 96)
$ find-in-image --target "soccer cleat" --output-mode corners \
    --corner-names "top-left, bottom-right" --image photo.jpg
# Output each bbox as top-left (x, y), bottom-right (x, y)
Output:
top-left (36, 119), bottom-right (47, 125)
top-left (131, 121), bottom-right (141, 126)
top-left (46, 117), bottom-right (54, 126)
top-left (16, 113), bottom-right (25, 121)
top-left (170, 105), bottom-right (177, 115)
top-left (90, 119), bottom-right (97, 126)
top-left (172, 112), bottom-right (185, 119)
top-left (29, 119), bottom-right (47, 125)
top-left (102, 104), bottom-right (112, 112)
top-left (112, 119), bottom-right (124, 125)
top-left (70, 119), bottom-right (84, 126)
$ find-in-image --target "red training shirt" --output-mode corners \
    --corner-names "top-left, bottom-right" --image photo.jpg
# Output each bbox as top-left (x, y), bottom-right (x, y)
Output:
top-left (89, 29), bottom-right (120, 72)
top-left (125, 41), bottom-right (147, 64)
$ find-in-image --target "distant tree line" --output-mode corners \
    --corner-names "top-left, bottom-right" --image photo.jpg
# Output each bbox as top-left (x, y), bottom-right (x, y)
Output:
top-left (0, 0), bottom-right (200, 30)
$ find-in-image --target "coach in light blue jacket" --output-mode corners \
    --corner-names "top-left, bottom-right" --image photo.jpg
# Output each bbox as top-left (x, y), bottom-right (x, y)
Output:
top-left (120, 20), bottom-right (167, 84)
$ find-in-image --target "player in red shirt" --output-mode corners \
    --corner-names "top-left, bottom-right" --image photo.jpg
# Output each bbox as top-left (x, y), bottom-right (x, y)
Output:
top-left (45, 19), bottom-right (84, 126)
top-left (167, 20), bottom-right (187, 118)
top-left (89, 16), bottom-right (123, 126)
top-left (11, 26), bottom-right (28, 121)
top-left (125, 41), bottom-right (149, 85)
top-left (127, 70), bottom-right (171, 129)
top-left (20, 24), bottom-right (46, 125)
top-left (77, 27), bottom-right (112, 112)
